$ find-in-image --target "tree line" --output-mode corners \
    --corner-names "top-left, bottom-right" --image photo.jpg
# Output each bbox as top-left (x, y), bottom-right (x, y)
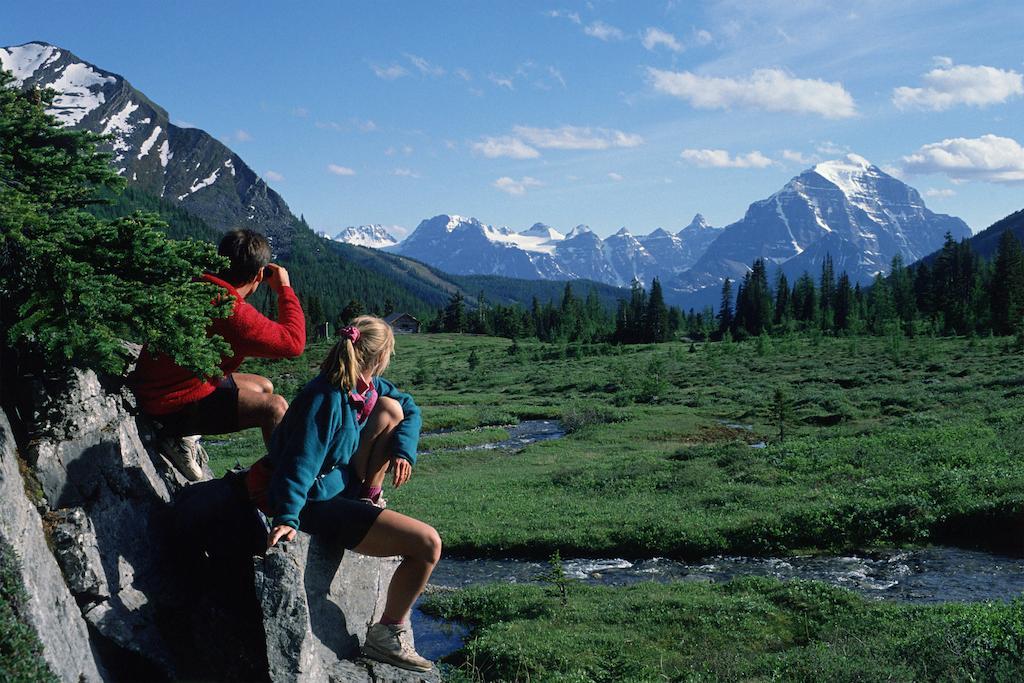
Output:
top-left (693, 231), bottom-right (1024, 341)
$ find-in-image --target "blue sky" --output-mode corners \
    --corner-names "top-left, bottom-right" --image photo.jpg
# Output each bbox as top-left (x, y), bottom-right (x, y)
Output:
top-left (4, 1), bottom-right (1023, 238)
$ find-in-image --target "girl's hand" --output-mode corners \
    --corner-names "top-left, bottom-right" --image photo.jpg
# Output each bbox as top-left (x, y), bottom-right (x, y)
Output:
top-left (390, 456), bottom-right (412, 488)
top-left (267, 524), bottom-right (297, 549)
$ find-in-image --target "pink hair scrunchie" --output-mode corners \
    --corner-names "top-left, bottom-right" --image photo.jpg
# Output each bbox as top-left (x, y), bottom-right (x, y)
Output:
top-left (340, 325), bottom-right (361, 343)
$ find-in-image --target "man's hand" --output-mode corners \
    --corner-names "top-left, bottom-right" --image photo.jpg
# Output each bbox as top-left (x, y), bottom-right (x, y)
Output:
top-left (267, 524), bottom-right (296, 549)
top-left (263, 263), bottom-right (291, 292)
top-left (389, 456), bottom-right (412, 488)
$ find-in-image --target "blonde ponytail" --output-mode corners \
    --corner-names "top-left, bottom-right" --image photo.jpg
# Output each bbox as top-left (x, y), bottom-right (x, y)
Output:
top-left (321, 315), bottom-right (395, 390)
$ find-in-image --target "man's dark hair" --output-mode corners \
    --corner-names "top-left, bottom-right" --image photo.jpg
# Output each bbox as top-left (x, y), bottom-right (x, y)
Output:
top-left (216, 229), bottom-right (272, 285)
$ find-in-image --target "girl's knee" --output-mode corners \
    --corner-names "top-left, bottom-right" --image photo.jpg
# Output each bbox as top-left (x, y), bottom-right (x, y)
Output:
top-left (377, 396), bottom-right (404, 426)
top-left (420, 526), bottom-right (442, 565)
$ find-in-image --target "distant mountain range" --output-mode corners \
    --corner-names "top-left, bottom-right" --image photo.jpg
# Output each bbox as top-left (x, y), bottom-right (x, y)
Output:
top-left (337, 155), bottom-right (971, 308)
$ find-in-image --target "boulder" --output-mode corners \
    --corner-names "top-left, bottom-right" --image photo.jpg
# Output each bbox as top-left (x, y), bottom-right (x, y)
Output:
top-left (0, 407), bottom-right (105, 681)
top-left (256, 534), bottom-right (440, 683)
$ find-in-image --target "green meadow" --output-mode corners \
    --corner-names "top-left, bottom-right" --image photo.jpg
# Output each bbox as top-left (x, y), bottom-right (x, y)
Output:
top-left (207, 333), bottom-right (1024, 680)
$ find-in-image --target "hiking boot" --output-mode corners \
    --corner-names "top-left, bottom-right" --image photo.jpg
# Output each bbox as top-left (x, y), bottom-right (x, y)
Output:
top-left (362, 622), bottom-right (432, 672)
top-left (157, 434), bottom-right (205, 482)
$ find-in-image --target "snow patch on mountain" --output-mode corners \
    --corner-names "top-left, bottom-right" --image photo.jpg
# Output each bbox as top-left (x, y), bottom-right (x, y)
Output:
top-left (334, 224), bottom-right (399, 248)
top-left (137, 126), bottom-right (161, 159)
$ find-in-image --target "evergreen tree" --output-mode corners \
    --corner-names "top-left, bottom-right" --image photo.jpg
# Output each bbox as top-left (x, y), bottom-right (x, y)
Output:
top-left (0, 69), bottom-right (231, 377)
top-left (645, 278), bottom-right (670, 342)
top-left (717, 278), bottom-right (734, 336)
top-left (338, 299), bottom-right (365, 325)
top-left (442, 291), bottom-right (467, 332)
top-left (992, 230), bottom-right (1024, 335)
top-left (819, 254), bottom-right (835, 330)
top-left (774, 271), bottom-right (791, 327)
top-left (834, 272), bottom-right (853, 331)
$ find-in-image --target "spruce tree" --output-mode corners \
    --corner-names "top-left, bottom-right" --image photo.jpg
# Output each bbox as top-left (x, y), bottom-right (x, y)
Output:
top-left (717, 278), bottom-right (734, 336)
top-left (992, 230), bottom-right (1024, 335)
top-left (645, 278), bottom-right (670, 342)
top-left (442, 291), bottom-right (467, 332)
top-left (0, 69), bottom-right (230, 378)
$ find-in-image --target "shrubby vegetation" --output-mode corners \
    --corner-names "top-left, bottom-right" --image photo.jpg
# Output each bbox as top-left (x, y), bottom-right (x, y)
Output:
top-left (0, 69), bottom-right (231, 377)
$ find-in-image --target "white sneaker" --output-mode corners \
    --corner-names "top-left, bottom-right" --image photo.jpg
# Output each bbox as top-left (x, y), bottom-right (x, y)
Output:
top-left (157, 434), bottom-right (205, 481)
top-left (363, 622), bottom-right (432, 672)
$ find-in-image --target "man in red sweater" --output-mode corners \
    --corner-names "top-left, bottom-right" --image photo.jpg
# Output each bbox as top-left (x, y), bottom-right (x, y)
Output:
top-left (132, 229), bottom-right (306, 480)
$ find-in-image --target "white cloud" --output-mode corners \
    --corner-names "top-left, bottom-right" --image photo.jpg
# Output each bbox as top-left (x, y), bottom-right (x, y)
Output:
top-left (893, 62), bottom-right (1023, 111)
top-left (472, 136), bottom-right (541, 159)
top-left (291, 107), bottom-right (309, 118)
top-left (406, 53), bottom-right (445, 77)
top-left (547, 66), bottom-right (566, 88)
top-left (493, 176), bottom-right (542, 196)
top-left (695, 29), bottom-right (713, 45)
top-left (781, 149), bottom-right (814, 165)
top-left (680, 148), bottom-right (774, 168)
top-left (642, 27), bottom-right (683, 53)
top-left (234, 129), bottom-right (252, 142)
top-left (356, 119), bottom-right (377, 132)
top-left (513, 125), bottom-right (643, 150)
top-left (647, 67), bottom-right (857, 118)
top-left (901, 134), bottom-right (1024, 183)
top-left (546, 9), bottom-right (581, 24)
top-left (584, 21), bottom-right (625, 41)
top-left (933, 55), bottom-right (954, 68)
top-left (924, 187), bottom-right (956, 198)
top-left (327, 164), bottom-right (356, 176)
top-left (455, 67), bottom-right (472, 81)
top-left (607, 172), bottom-right (624, 181)
top-left (264, 170), bottom-right (284, 182)
top-left (488, 73), bottom-right (515, 90)
top-left (371, 63), bottom-right (408, 80)
top-left (394, 168), bottom-right (421, 178)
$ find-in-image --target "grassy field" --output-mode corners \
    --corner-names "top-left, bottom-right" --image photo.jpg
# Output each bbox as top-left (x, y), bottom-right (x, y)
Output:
top-left (212, 333), bottom-right (1024, 559)
top-left (423, 577), bottom-right (1024, 682)
top-left (206, 333), bottom-right (1024, 680)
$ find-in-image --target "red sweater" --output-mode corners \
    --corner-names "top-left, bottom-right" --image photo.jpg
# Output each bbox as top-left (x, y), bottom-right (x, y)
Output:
top-left (132, 273), bottom-right (306, 415)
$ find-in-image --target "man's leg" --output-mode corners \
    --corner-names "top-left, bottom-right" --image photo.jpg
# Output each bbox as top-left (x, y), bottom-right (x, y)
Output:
top-left (233, 372), bottom-right (274, 394)
top-left (236, 389), bottom-right (288, 447)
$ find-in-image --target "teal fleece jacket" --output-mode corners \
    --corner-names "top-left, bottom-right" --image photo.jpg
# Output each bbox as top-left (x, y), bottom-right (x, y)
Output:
top-left (266, 373), bottom-right (421, 530)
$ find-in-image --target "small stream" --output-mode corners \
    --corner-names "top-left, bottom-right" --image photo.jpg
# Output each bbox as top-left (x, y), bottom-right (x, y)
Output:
top-left (421, 419), bottom-right (565, 453)
top-left (410, 419), bottom-right (1024, 661)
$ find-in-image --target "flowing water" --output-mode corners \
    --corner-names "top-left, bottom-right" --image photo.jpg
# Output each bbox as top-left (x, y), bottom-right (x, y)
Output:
top-left (410, 420), bottom-right (1024, 660)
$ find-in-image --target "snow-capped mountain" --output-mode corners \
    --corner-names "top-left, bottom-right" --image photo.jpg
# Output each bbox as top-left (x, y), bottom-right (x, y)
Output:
top-left (390, 216), bottom-right (711, 286)
top-left (670, 154), bottom-right (971, 307)
top-left (333, 225), bottom-right (399, 248)
top-left (0, 41), bottom-right (298, 251)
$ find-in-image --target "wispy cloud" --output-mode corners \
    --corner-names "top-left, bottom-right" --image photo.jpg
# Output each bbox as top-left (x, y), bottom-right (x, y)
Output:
top-left (454, 67), bottom-right (472, 81)
top-left (607, 172), bottom-right (624, 181)
top-left (647, 67), bottom-right (857, 118)
top-left (488, 73), bottom-right (515, 90)
top-left (316, 118), bottom-right (377, 133)
top-left (393, 168), bottom-right (421, 178)
top-left (642, 27), bottom-right (683, 53)
top-left (472, 136), bottom-right (541, 159)
top-left (493, 176), bottom-right (543, 196)
top-left (370, 63), bottom-right (408, 80)
top-left (513, 125), bottom-right (644, 150)
top-left (406, 53), bottom-right (445, 77)
top-left (584, 20), bottom-right (625, 41)
top-left (924, 187), bottom-right (956, 198)
top-left (234, 129), bottom-right (252, 142)
top-left (901, 134), bottom-right (1024, 183)
top-left (694, 29), bottom-right (713, 45)
top-left (893, 61), bottom-right (1023, 111)
top-left (546, 9), bottom-right (581, 25)
top-left (264, 170), bottom-right (284, 182)
top-left (681, 148), bottom-right (774, 168)
top-left (781, 149), bottom-right (814, 165)
top-left (291, 107), bottom-right (309, 118)
top-left (327, 164), bottom-right (357, 176)
top-left (816, 140), bottom-right (849, 155)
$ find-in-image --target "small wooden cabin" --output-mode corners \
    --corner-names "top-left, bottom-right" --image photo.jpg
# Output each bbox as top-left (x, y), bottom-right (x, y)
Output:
top-left (384, 312), bottom-right (420, 334)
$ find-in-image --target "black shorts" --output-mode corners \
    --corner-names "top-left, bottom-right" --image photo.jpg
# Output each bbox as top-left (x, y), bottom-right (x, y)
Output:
top-left (298, 494), bottom-right (384, 550)
top-left (157, 375), bottom-right (240, 436)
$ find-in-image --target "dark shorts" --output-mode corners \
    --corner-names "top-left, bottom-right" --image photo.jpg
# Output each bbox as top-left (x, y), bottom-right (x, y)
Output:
top-left (157, 375), bottom-right (240, 436)
top-left (298, 493), bottom-right (384, 550)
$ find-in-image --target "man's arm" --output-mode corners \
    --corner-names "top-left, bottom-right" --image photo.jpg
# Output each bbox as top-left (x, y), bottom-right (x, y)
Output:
top-left (218, 264), bottom-right (306, 359)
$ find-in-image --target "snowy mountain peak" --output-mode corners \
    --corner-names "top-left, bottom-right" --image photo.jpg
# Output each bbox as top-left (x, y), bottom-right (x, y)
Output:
top-left (683, 213), bottom-right (712, 232)
top-left (333, 224), bottom-right (399, 248)
top-left (520, 223), bottom-right (565, 241)
top-left (612, 227), bottom-right (632, 237)
top-left (811, 154), bottom-right (881, 197)
top-left (565, 225), bottom-right (593, 239)
top-left (647, 227), bottom-right (674, 239)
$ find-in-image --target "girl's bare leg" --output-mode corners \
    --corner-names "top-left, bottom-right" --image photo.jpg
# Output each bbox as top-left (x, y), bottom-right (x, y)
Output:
top-left (350, 396), bottom-right (403, 488)
top-left (353, 510), bottom-right (441, 622)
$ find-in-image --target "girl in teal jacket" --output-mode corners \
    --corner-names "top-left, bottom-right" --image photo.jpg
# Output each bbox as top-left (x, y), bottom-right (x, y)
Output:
top-left (255, 315), bottom-right (439, 673)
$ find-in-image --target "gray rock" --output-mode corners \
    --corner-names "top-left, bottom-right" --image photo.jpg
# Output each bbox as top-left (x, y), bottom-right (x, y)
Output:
top-left (0, 408), bottom-right (105, 682)
top-left (50, 507), bottom-right (109, 601)
top-left (256, 534), bottom-right (439, 683)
